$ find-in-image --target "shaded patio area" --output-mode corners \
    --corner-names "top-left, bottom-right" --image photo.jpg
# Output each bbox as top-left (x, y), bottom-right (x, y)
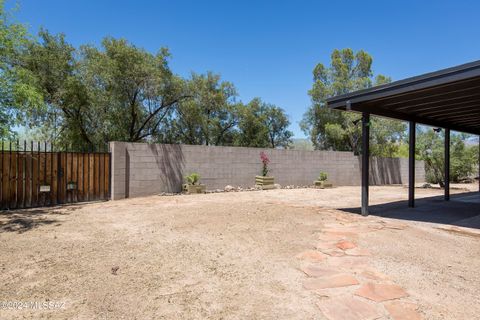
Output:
top-left (327, 60), bottom-right (480, 216)
top-left (341, 191), bottom-right (480, 229)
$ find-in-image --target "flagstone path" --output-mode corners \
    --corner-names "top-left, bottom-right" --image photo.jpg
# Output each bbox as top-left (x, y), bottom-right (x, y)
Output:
top-left (296, 211), bottom-right (423, 320)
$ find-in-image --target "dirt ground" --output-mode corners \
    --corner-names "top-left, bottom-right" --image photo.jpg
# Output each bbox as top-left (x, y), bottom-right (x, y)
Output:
top-left (0, 184), bottom-right (479, 319)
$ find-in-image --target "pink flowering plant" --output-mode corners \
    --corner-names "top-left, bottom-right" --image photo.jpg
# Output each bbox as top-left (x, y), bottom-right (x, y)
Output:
top-left (260, 151), bottom-right (270, 176)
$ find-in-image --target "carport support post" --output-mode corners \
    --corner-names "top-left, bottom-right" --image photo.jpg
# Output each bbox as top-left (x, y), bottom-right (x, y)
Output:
top-left (408, 121), bottom-right (416, 207)
top-left (361, 112), bottom-right (370, 216)
top-left (445, 128), bottom-right (450, 201)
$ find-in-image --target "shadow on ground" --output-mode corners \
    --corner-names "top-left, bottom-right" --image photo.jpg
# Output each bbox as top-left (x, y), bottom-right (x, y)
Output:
top-left (0, 205), bottom-right (80, 233)
top-left (339, 191), bottom-right (480, 229)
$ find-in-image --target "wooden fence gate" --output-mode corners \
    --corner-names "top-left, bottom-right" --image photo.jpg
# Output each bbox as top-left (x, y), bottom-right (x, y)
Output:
top-left (0, 141), bottom-right (111, 210)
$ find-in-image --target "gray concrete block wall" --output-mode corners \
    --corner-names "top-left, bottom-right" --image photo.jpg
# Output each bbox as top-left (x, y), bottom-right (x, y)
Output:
top-left (110, 142), bottom-right (426, 199)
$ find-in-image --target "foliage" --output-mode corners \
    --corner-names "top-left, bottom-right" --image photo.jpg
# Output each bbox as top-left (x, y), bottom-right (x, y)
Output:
top-left (21, 31), bottom-right (189, 149)
top-left (0, 1), bottom-right (42, 139)
top-left (318, 172), bottom-right (328, 181)
top-left (235, 98), bottom-right (293, 148)
top-left (158, 72), bottom-right (239, 145)
top-left (185, 172), bottom-right (200, 185)
top-left (301, 48), bottom-right (406, 156)
top-left (416, 129), bottom-right (478, 185)
top-left (1, 3), bottom-right (294, 149)
top-left (260, 151), bottom-right (270, 176)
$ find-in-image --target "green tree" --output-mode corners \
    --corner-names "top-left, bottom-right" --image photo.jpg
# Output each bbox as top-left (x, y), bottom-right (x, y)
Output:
top-left (81, 37), bottom-right (188, 144)
top-left (235, 98), bottom-right (293, 148)
top-left (158, 72), bottom-right (239, 145)
top-left (417, 129), bottom-right (478, 186)
top-left (301, 48), bottom-right (406, 156)
top-left (263, 103), bottom-right (293, 148)
top-left (235, 98), bottom-right (268, 147)
top-left (0, 1), bottom-right (42, 139)
top-left (22, 32), bottom-right (188, 148)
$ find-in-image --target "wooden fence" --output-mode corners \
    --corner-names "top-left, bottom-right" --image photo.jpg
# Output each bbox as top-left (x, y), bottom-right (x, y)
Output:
top-left (0, 142), bottom-right (110, 210)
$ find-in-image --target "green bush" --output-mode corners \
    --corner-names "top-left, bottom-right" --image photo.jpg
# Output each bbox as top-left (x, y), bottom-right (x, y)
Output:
top-left (318, 172), bottom-right (328, 181)
top-left (185, 173), bottom-right (200, 185)
top-left (417, 130), bottom-right (479, 185)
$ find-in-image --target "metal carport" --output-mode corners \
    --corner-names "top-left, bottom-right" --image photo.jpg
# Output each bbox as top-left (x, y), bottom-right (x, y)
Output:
top-left (326, 60), bottom-right (480, 216)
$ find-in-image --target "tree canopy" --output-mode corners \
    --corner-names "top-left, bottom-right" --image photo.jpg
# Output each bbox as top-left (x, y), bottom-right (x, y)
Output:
top-left (0, 1), bottom-right (293, 150)
top-left (0, 1), bottom-right (42, 138)
top-left (301, 49), bottom-right (406, 156)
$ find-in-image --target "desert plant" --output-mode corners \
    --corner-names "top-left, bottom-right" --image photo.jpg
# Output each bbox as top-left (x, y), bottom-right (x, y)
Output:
top-left (260, 151), bottom-right (270, 176)
top-left (185, 173), bottom-right (200, 185)
top-left (318, 172), bottom-right (328, 181)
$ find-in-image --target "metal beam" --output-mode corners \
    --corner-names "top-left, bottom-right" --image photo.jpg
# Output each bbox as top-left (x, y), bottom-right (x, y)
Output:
top-left (445, 128), bottom-right (450, 201)
top-left (409, 121), bottom-right (416, 207)
top-left (392, 85), bottom-right (480, 110)
top-left (348, 105), bottom-right (480, 135)
top-left (327, 63), bottom-right (480, 108)
top-left (361, 113), bottom-right (370, 216)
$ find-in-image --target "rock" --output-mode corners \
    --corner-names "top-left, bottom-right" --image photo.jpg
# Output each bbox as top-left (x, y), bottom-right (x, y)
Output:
top-left (355, 283), bottom-right (408, 302)
top-left (317, 296), bottom-right (383, 320)
top-left (303, 274), bottom-right (359, 290)
top-left (384, 301), bottom-right (422, 320)
top-left (296, 250), bottom-right (327, 262)
top-left (336, 240), bottom-right (356, 250)
top-left (422, 183), bottom-right (432, 188)
top-left (111, 266), bottom-right (119, 275)
top-left (300, 265), bottom-right (339, 277)
top-left (274, 183), bottom-right (281, 189)
top-left (215, 189), bottom-right (222, 193)
top-left (345, 247), bottom-right (371, 256)
top-left (224, 185), bottom-right (235, 192)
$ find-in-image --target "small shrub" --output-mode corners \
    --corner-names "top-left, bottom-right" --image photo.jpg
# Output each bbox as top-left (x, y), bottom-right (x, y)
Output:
top-left (185, 173), bottom-right (200, 185)
top-left (260, 151), bottom-right (270, 176)
top-left (318, 172), bottom-right (328, 181)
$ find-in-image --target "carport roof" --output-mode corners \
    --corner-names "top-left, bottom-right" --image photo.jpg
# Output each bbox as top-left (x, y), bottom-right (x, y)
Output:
top-left (326, 60), bottom-right (480, 135)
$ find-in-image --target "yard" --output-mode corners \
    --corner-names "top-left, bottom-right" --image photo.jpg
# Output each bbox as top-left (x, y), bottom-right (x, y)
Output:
top-left (1, 185), bottom-right (479, 319)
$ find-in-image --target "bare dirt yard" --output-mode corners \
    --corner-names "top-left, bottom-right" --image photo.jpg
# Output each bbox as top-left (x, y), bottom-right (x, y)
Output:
top-left (0, 184), bottom-right (479, 319)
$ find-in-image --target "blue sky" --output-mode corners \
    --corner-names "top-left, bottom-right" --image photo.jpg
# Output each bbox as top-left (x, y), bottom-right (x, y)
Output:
top-left (12, 0), bottom-right (480, 138)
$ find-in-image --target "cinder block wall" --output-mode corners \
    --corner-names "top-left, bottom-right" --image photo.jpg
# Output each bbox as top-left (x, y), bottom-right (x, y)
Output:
top-left (110, 142), bottom-right (425, 199)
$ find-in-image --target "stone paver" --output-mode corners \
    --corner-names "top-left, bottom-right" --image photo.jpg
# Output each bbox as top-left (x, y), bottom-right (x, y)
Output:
top-left (296, 250), bottom-right (327, 262)
top-left (384, 301), bottom-right (422, 320)
top-left (317, 296), bottom-right (383, 320)
top-left (345, 247), bottom-right (371, 256)
top-left (360, 268), bottom-right (390, 281)
top-left (300, 265), bottom-right (340, 278)
top-left (321, 248), bottom-right (345, 257)
top-left (355, 283), bottom-right (408, 302)
top-left (301, 217), bottom-right (417, 319)
top-left (336, 240), bottom-right (356, 250)
top-left (328, 256), bottom-right (370, 270)
top-left (303, 274), bottom-right (359, 290)
top-left (316, 242), bottom-right (337, 251)
top-left (321, 229), bottom-right (359, 239)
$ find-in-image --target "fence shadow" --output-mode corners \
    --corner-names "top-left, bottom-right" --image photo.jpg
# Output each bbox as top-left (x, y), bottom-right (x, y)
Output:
top-left (149, 144), bottom-right (185, 193)
top-left (0, 206), bottom-right (79, 233)
top-left (338, 191), bottom-right (480, 229)
top-left (370, 157), bottom-right (403, 185)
